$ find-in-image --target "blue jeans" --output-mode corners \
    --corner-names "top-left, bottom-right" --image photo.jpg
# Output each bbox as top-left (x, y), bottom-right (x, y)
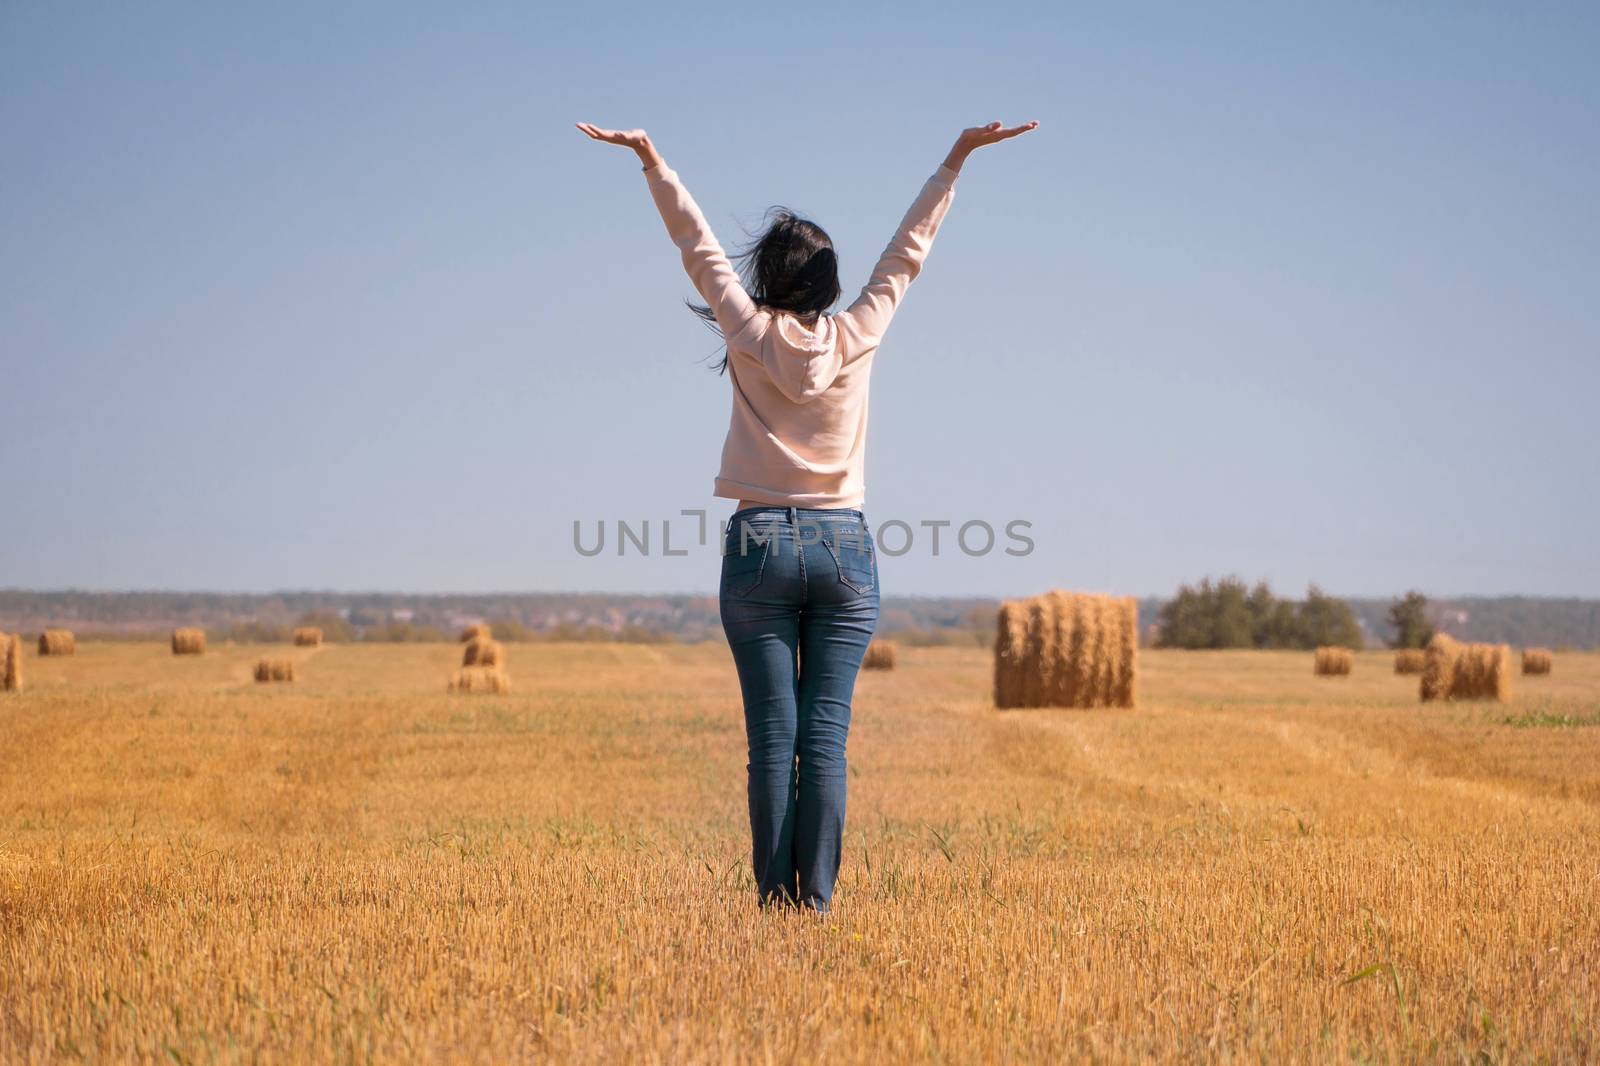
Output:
top-left (719, 506), bottom-right (881, 912)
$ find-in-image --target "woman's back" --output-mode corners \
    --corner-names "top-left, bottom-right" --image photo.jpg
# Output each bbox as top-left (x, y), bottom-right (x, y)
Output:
top-left (642, 161), bottom-right (962, 508)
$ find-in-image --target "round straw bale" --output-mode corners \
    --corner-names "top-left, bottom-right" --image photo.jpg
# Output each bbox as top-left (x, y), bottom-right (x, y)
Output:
top-left (1314, 646), bottom-right (1352, 676)
top-left (1421, 634), bottom-right (1510, 702)
top-left (449, 667), bottom-right (511, 694)
top-left (993, 602), bottom-right (1027, 709)
top-left (862, 640), bottom-right (898, 670)
top-left (2, 633), bottom-right (21, 693)
top-left (996, 591), bottom-right (1139, 710)
top-left (462, 639), bottom-right (505, 668)
top-left (38, 629), bottom-right (77, 656)
top-left (1521, 648), bottom-right (1552, 676)
top-left (1394, 649), bottom-right (1426, 675)
top-left (171, 628), bottom-right (207, 655)
top-left (254, 658), bottom-right (295, 683)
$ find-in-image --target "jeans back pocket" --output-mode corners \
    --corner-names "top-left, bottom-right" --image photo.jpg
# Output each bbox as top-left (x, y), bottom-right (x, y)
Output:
top-left (722, 524), bottom-right (774, 596)
top-left (824, 525), bottom-right (876, 594)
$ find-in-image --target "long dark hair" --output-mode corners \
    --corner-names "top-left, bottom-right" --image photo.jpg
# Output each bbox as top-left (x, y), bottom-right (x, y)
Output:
top-left (688, 206), bottom-right (841, 373)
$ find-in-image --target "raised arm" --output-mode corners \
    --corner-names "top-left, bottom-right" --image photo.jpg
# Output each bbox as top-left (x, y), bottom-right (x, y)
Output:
top-left (834, 165), bottom-right (960, 351)
top-left (575, 123), bottom-right (757, 337)
top-left (836, 120), bottom-right (1039, 354)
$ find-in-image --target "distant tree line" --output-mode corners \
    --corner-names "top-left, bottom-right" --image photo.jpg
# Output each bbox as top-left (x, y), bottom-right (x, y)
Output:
top-left (1154, 578), bottom-right (1365, 649)
top-left (4, 589), bottom-right (1596, 648)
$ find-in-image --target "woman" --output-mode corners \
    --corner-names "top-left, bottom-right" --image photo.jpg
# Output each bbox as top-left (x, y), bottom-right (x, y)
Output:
top-left (576, 118), bottom-right (1039, 913)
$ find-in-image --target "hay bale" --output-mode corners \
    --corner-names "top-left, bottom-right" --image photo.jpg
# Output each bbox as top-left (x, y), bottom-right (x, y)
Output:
top-left (1088, 596), bottom-right (1119, 706)
top-left (993, 601), bottom-right (1028, 709)
top-left (1421, 634), bottom-right (1511, 702)
top-left (171, 628), bottom-right (206, 655)
top-left (995, 590), bottom-right (1138, 710)
top-left (449, 667), bottom-right (511, 694)
top-left (1112, 596), bottom-right (1138, 708)
top-left (254, 658), bottom-right (295, 683)
top-left (1040, 593), bottom-right (1073, 708)
top-left (1521, 648), bottom-right (1553, 676)
top-left (1051, 591), bottom-right (1086, 707)
top-left (462, 639), bottom-right (505, 668)
top-left (37, 629), bottom-right (77, 656)
top-left (459, 623), bottom-right (492, 644)
top-left (2, 633), bottom-right (20, 693)
top-left (1419, 634), bottom-right (1459, 701)
top-left (1095, 593), bottom-right (1137, 708)
top-left (292, 627), bottom-right (323, 647)
top-left (1018, 595), bottom-right (1055, 707)
top-left (1394, 649), bottom-right (1426, 675)
top-left (862, 640), bottom-right (898, 670)
top-left (1062, 594), bottom-right (1093, 708)
top-left (1313, 646), bottom-right (1352, 676)
top-left (1458, 643), bottom-right (1512, 701)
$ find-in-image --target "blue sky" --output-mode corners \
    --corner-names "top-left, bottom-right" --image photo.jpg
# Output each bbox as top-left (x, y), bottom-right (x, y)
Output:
top-left (2, 2), bottom-right (1596, 598)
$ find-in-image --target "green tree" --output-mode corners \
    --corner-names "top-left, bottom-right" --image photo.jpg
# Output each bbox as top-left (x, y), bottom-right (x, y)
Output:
top-left (1212, 578), bottom-right (1255, 648)
top-left (1156, 576), bottom-right (1255, 649)
top-left (1297, 584), bottom-right (1364, 649)
top-left (1155, 579), bottom-right (1214, 648)
top-left (1156, 577), bottom-right (1364, 650)
top-left (1257, 599), bottom-right (1304, 649)
top-left (1386, 590), bottom-right (1434, 649)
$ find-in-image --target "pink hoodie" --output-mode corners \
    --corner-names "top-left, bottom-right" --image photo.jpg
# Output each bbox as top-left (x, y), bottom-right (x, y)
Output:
top-left (643, 160), bottom-right (960, 508)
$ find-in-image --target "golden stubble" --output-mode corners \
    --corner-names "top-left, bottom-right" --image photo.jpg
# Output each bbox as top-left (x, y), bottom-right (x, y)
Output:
top-left (1, 642), bottom-right (1596, 1062)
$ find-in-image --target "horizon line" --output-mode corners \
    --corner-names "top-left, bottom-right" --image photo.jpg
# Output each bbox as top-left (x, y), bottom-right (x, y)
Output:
top-left (3, 586), bottom-right (1597, 604)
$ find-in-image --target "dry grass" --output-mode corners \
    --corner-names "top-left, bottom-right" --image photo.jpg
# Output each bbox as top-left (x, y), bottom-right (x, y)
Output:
top-left (462, 638), bottom-right (505, 668)
top-left (995, 591), bottom-right (1137, 708)
top-left (2, 643), bottom-right (1598, 1062)
top-left (1421, 634), bottom-right (1513, 702)
top-left (36, 629), bottom-right (76, 656)
top-left (862, 640), bottom-right (898, 670)
top-left (293, 626), bottom-right (324, 647)
top-left (1314, 646), bottom-right (1353, 676)
top-left (1523, 648), bottom-right (1553, 676)
top-left (1393, 649), bottom-right (1426, 675)
top-left (448, 665), bottom-right (512, 693)
top-left (170, 627), bottom-right (206, 655)
top-left (1, 633), bottom-right (19, 693)
top-left (254, 658), bottom-right (296, 683)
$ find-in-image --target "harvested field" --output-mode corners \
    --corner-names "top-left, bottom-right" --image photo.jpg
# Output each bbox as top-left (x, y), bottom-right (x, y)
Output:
top-left (1, 644), bottom-right (1597, 1062)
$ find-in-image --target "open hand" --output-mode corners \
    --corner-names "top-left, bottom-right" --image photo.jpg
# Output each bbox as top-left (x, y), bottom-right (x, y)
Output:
top-left (575, 122), bottom-right (663, 169)
top-left (941, 120), bottom-right (1038, 173)
top-left (574, 122), bottom-right (650, 150)
top-left (955, 120), bottom-right (1039, 153)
